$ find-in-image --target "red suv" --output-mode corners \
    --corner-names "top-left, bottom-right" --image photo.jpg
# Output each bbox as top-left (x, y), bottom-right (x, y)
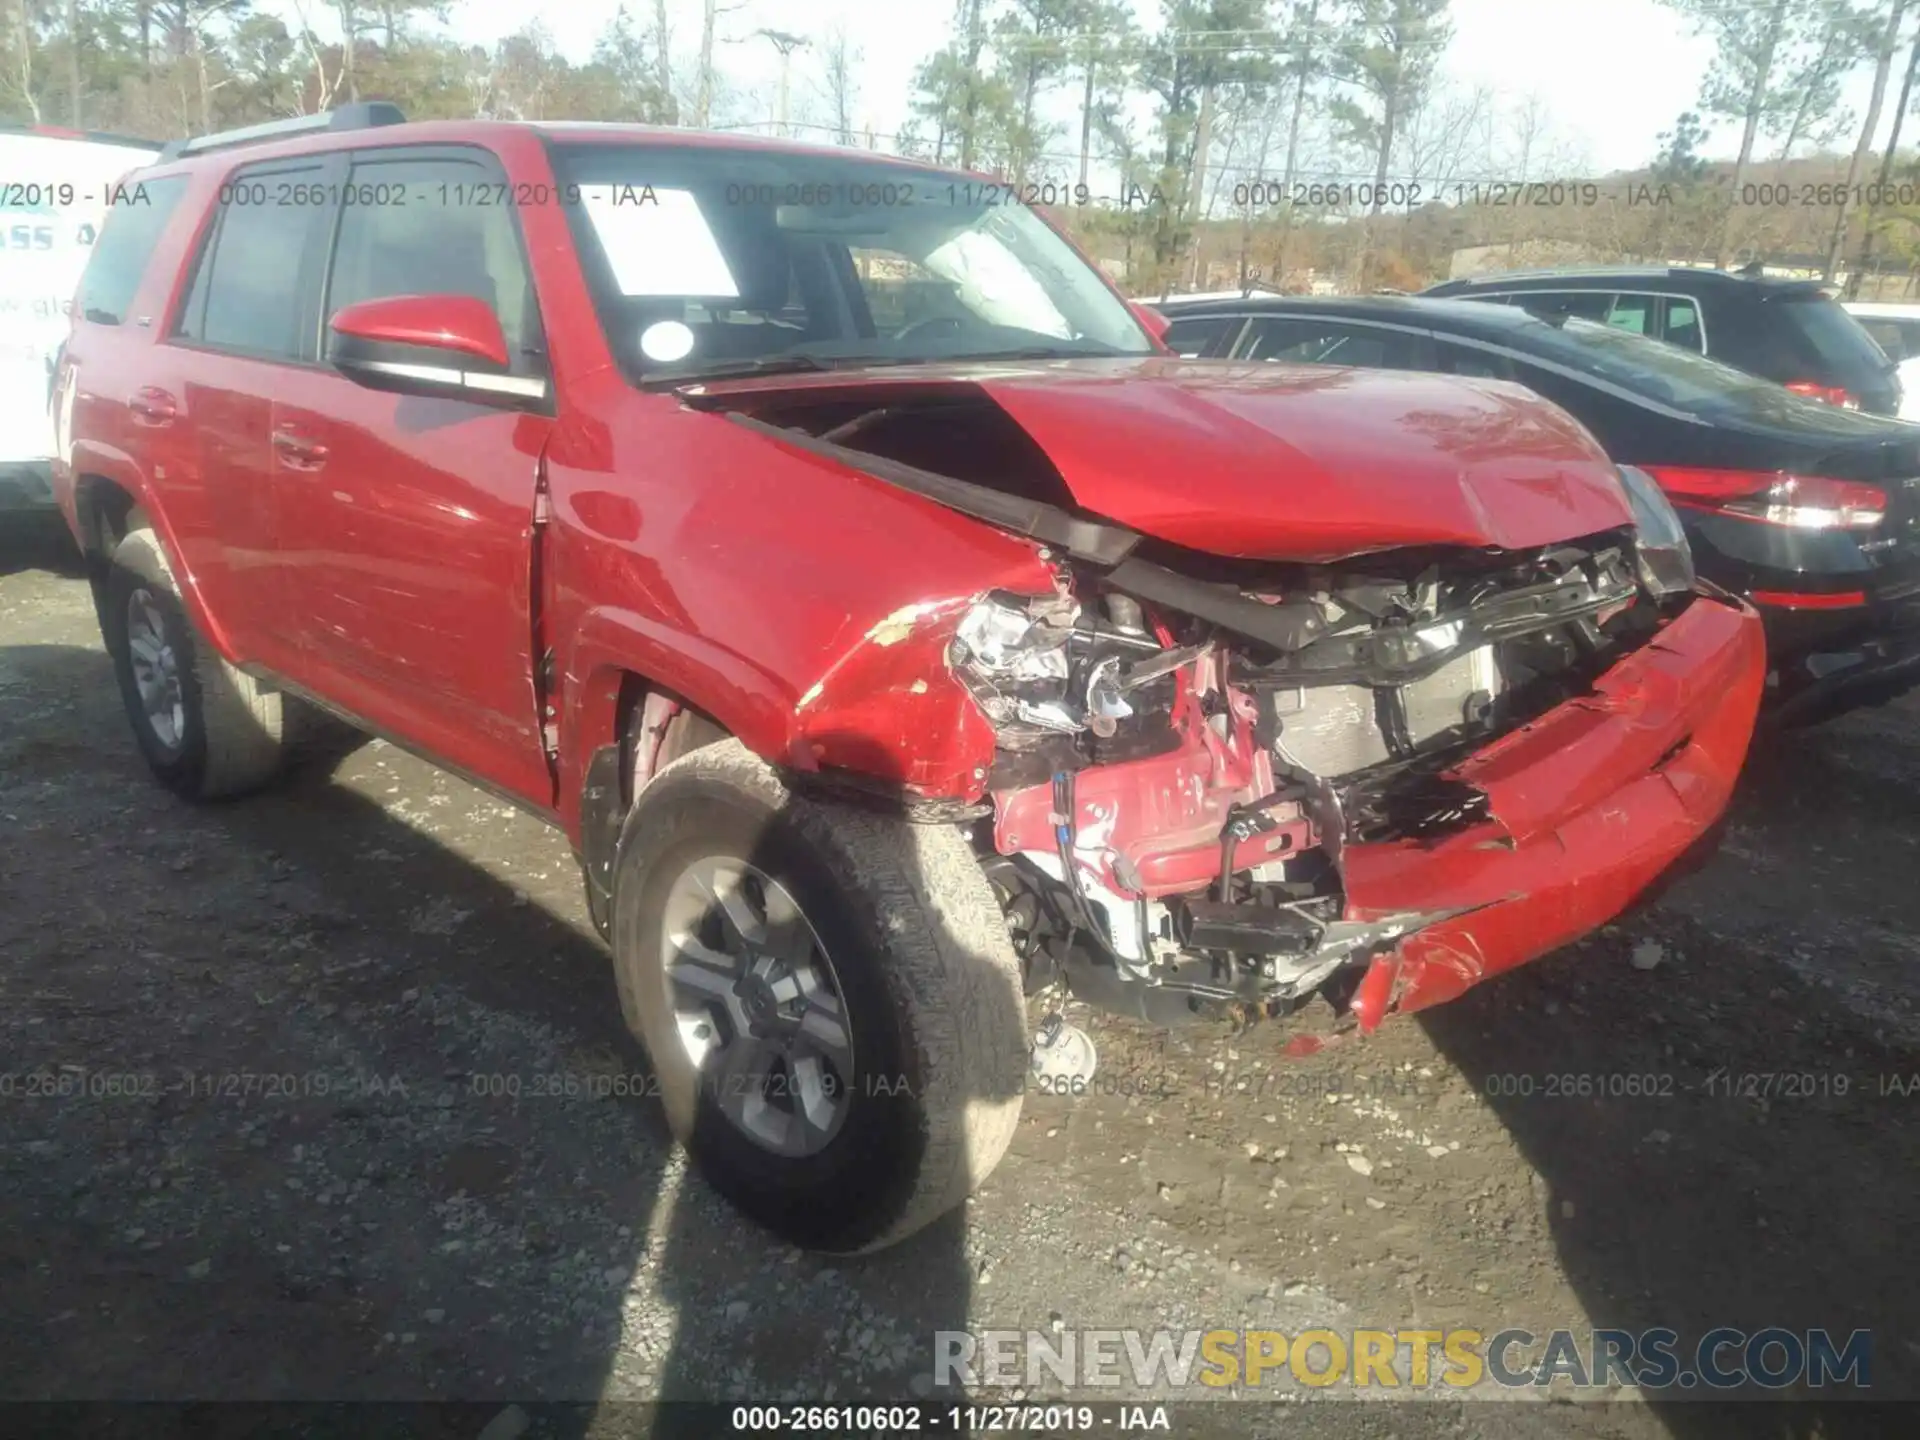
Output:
top-left (54, 105), bottom-right (1767, 1253)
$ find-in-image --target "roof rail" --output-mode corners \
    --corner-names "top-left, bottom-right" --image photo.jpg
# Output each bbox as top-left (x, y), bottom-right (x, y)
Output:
top-left (157, 102), bottom-right (407, 162)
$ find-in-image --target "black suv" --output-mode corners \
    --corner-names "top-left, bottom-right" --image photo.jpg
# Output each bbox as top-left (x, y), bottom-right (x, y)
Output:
top-left (1422, 267), bottom-right (1903, 417)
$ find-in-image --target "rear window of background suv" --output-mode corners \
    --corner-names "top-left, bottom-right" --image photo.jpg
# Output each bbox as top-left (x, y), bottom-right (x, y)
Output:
top-left (1775, 295), bottom-right (1894, 384)
top-left (73, 175), bottom-right (189, 326)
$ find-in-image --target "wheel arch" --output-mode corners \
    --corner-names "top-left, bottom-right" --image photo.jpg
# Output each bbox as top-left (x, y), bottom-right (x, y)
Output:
top-left (73, 469), bottom-right (239, 661)
top-left (570, 654), bottom-right (740, 942)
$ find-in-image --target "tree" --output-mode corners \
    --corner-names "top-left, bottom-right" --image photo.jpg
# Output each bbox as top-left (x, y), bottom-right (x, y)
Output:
top-left (1135, 1), bottom-right (1278, 284)
top-left (1331, 0), bottom-right (1453, 286)
top-left (692, 0), bottom-right (744, 127)
top-left (995, 0), bottom-right (1076, 182)
top-left (592, 4), bottom-right (673, 123)
top-left (817, 21), bottom-right (858, 145)
top-left (1662, 0), bottom-right (1825, 266)
top-left (1773, 7), bottom-right (1868, 161)
top-left (1827, 0), bottom-right (1910, 280)
top-left (1850, 23), bottom-right (1920, 295)
top-left (1068, 0), bottom-right (1134, 189)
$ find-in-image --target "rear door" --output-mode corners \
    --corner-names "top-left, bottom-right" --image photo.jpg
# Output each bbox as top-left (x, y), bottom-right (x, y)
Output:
top-left (272, 143), bottom-right (556, 806)
top-left (163, 152), bottom-right (337, 646)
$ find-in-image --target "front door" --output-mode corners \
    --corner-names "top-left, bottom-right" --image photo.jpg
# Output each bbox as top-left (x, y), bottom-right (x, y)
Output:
top-left (271, 145), bottom-right (557, 806)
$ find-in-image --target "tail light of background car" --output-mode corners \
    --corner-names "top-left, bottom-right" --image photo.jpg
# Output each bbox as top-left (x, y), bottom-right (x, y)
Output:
top-left (1784, 380), bottom-right (1862, 410)
top-left (1644, 467), bottom-right (1886, 532)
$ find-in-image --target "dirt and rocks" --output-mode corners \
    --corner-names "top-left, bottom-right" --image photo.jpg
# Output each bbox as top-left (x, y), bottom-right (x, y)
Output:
top-left (3, 517), bottom-right (1918, 1438)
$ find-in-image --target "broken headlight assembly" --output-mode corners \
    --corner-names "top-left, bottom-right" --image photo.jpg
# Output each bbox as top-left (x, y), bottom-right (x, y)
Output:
top-left (948, 591), bottom-right (1175, 745)
top-left (1618, 464), bottom-right (1696, 598)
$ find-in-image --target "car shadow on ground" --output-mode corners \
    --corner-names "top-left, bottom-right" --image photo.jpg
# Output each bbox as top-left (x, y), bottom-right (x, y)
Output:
top-left (0, 643), bottom-right (983, 1428)
top-left (1416, 715), bottom-right (1920, 1438)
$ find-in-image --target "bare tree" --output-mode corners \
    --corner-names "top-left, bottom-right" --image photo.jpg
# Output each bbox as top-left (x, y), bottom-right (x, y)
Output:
top-left (693, 0), bottom-right (745, 127)
top-left (819, 21), bottom-right (860, 146)
top-left (289, 0), bottom-right (344, 111)
top-left (13, 0), bottom-right (42, 122)
top-left (1826, 0), bottom-right (1910, 279)
top-left (651, 0), bottom-right (673, 111)
top-left (1851, 25), bottom-right (1920, 295)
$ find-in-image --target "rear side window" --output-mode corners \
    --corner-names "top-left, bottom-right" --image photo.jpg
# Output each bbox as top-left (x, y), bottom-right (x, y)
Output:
top-left (73, 175), bottom-right (188, 325)
top-left (1436, 341), bottom-right (1517, 381)
top-left (1512, 291), bottom-right (1613, 323)
top-left (1662, 297), bottom-right (1705, 352)
top-left (1162, 314), bottom-right (1242, 357)
top-left (174, 162), bottom-right (328, 360)
top-left (1243, 317), bottom-right (1425, 369)
top-left (1606, 295), bottom-right (1654, 335)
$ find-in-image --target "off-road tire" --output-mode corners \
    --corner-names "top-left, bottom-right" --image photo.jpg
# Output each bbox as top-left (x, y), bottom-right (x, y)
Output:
top-left (610, 739), bottom-right (1027, 1253)
top-left (103, 526), bottom-right (291, 800)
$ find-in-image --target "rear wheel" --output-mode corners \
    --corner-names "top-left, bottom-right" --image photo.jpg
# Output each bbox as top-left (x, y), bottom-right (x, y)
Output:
top-left (609, 740), bottom-right (1027, 1252)
top-left (102, 526), bottom-right (292, 800)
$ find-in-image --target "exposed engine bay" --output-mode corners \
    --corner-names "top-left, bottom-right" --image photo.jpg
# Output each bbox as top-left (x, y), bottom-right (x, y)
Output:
top-left (691, 383), bottom-right (1691, 1026)
top-left (958, 538), bottom-right (1655, 1022)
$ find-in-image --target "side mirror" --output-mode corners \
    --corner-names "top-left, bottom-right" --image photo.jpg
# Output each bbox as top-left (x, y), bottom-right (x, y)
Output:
top-left (1130, 300), bottom-right (1172, 344)
top-left (326, 294), bottom-right (547, 407)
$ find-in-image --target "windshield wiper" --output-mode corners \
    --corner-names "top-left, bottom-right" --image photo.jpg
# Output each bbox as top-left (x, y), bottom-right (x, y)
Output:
top-left (957, 344), bottom-right (1121, 361)
top-left (644, 353), bottom-right (843, 388)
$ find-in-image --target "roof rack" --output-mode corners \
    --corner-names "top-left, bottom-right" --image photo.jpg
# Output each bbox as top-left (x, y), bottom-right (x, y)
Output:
top-left (157, 102), bottom-right (407, 162)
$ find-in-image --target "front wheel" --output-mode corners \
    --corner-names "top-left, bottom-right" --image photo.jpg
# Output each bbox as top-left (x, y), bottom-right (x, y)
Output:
top-left (609, 740), bottom-right (1027, 1253)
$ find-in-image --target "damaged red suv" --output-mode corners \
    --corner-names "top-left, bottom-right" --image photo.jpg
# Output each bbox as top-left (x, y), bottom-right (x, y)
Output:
top-left (55, 105), bottom-right (1767, 1253)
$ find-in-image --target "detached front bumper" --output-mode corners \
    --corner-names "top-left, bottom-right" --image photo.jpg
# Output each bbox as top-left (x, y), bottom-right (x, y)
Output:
top-left (1339, 594), bottom-right (1767, 1027)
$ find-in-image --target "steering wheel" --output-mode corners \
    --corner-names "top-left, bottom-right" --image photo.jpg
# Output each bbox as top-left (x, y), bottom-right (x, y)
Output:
top-left (894, 315), bottom-right (967, 343)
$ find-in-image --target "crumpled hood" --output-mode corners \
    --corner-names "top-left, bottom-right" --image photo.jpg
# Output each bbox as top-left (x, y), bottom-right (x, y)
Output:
top-left (689, 356), bottom-right (1635, 561)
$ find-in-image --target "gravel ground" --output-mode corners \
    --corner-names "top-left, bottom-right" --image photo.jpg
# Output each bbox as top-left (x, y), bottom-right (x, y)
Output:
top-left (3, 517), bottom-right (1917, 1439)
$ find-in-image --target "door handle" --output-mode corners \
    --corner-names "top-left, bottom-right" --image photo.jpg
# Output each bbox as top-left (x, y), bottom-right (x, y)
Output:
top-left (128, 386), bottom-right (177, 425)
top-left (271, 427), bottom-right (329, 469)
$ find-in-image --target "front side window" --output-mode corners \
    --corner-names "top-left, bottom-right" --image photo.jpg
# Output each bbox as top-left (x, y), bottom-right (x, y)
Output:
top-left (549, 143), bottom-right (1155, 382)
top-left (74, 175), bottom-right (188, 325)
top-left (324, 152), bottom-right (543, 375)
top-left (174, 162), bottom-right (326, 360)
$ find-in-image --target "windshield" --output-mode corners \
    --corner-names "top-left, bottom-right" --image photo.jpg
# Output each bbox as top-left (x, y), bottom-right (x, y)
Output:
top-left (548, 143), bottom-right (1154, 383)
top-left (1519, 316), bottom-right (1899, 434)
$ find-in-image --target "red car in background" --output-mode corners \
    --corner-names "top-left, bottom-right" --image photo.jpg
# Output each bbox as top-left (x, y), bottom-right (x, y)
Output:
top-left (53, 105), bottom-right (1766, 1253)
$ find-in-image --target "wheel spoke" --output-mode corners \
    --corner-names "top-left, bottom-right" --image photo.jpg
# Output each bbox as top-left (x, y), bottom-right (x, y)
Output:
top-left (787, 1050), bottom-right (842, 1137)
top-left (710, 1033), bottom-right (787, 1150)
top-left (688, 863), bottom-right (766, 950)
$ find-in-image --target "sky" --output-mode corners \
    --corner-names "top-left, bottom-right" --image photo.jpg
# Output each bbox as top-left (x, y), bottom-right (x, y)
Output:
top-left (327, 0), bottom-right (1904, 180)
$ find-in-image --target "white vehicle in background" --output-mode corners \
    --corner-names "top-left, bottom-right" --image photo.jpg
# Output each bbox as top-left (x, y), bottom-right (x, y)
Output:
top-left (1843, 301), bottom-right (1920, 423)
top-left (0, 124), bottom-right (159, 515)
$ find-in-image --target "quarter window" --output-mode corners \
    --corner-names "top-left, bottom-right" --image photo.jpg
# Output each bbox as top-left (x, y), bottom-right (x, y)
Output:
top-left (74, 176), bottom-right (188, 326)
